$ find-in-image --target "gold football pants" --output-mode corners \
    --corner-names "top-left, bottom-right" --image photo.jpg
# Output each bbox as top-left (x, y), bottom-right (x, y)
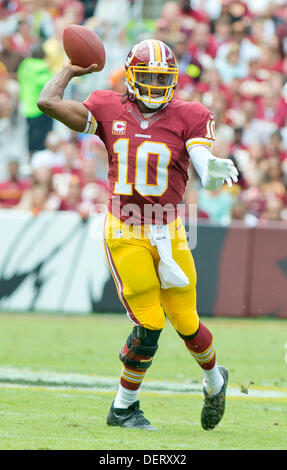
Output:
top-left (103, 212), bottom-right (199, 336)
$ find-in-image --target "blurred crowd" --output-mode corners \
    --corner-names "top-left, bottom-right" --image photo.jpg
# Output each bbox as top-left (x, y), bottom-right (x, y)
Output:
top-left (0, 0), bottom-right (287, 225)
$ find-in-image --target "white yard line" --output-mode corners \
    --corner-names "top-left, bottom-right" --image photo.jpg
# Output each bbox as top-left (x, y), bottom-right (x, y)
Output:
top-left (0, 367), bottom-right (286, 399)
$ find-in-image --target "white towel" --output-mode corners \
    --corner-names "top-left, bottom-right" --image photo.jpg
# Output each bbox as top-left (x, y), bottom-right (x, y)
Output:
top-left (148, 224), bottom-right (189, 289)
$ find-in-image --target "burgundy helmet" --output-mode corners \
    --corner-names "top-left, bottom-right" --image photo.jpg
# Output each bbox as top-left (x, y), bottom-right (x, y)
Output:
top-left (125, 39), bottom-right (178, 109)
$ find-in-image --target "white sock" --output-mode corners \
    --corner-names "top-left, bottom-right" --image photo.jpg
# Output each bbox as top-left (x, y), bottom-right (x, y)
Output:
top-left (113, 384), bottom-right (138, 409)
top-left (203, 364), bottom-right (224, 396)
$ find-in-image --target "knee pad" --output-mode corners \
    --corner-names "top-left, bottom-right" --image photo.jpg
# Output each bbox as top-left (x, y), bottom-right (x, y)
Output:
top-left (119, 326), bottom-right (162, 370)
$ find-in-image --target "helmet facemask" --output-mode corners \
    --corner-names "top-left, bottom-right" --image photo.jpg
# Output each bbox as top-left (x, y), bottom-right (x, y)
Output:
top-left (125, 40), bottom-right (179, 109)
top-left (132, 66), bottom-right (178, 109)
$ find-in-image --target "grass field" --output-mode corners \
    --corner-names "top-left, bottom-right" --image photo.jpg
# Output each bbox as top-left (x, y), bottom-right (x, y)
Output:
top-left (0, 313), bottom-right (286, 450)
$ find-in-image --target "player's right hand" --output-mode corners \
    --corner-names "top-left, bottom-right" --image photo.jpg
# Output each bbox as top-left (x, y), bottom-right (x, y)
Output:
top-left (64, 62), bottom-right (98, 77)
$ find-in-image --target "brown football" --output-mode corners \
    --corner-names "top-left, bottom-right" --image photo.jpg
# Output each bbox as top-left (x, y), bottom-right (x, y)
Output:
top-left (63, 24), bottom-right (106, 70)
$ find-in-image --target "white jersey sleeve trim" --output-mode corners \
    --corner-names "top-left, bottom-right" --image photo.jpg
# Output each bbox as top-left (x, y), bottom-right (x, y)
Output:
top-left (83, 110), bottom-right (98, 134)
top-left (185, 137), bottom-right (213, 151)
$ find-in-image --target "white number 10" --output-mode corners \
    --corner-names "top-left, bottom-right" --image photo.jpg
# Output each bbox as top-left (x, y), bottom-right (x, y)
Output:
top-left (113, 139), bottom-right (171, 197)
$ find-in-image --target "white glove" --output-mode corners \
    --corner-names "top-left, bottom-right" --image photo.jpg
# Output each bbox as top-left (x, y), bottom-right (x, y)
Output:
top-left (202, 156), bottom-right (239, 190)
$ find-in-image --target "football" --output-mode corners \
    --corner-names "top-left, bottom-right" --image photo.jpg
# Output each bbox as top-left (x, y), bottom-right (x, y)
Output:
top-left (63, 24), bottom-right (106, 70)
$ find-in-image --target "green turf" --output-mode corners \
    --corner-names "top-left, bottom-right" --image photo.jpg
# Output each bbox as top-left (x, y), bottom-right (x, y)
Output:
top-left (0, 388), bottom-right (286, 450)
top-left (0, 313), bottom-right (286, 450)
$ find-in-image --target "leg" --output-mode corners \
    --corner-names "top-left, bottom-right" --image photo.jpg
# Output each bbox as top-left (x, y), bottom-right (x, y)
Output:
top-left (104, 212), bottom-right (166, 330)
top-left (160, 219), bottom-right (228, 430)
top-left (160, 248), bottom-right (222, 387)
top-left (107, 325), bottom-right (160, 430)
top-left (104, 213), bottom-right (164, 428)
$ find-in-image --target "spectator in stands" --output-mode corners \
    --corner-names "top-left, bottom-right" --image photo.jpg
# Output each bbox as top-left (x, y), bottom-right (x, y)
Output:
top-left (0, 3), bottom-right (19, 38)
top-left (260, 196), bottom-right (284, 221)
top-left (238, 57), bottom-right (267, 100)
top-left (235, 141), bottom-right (265, 188)
top-left (188, 21), bottom-right (218, 62)
top-left (0, 0), bottom-right (21, 18)
top-left (10, 19), bottom-right (37, 56)
top-left (224, 0), bottom-right (251, 24)
top-left (265, 130), bottom-right (287, 162)
top-left (0, 158), bottom-right (31, 208)
top-left (51, 139), bottom-right (82, 198)
top-left (108, 68), bottom-right (126, 94)
top-left (0, 35), bottom-right (25, 79)
top-left (209, 95), bottom-right (232, 142)
top-left (216, 20), bottom-right (261, 66)
top-left (196, 66), bottom-right (233, 109)
top-left (87, 0), bottom-right (130, 39)
top-left (198, 186), bottom-right (234, 225)
top-left (214, 42), bottom-right (249, 83)
top-left (17, 43), bottom-right (53, 156)
top-left (82, 1), bottom-right (98, 20)
top-left (231, 199), bottom-right (247, 221)
top-left (59, 0), bottom-right (85, 25)
top-left (79, 135), bottom-right (108, 182)
top-left (257, 88), bottom-right (282, 123)
top-left (239, 181), bottom-right (267, 221)
top-left (0, 61), bottom-right (18, 116)
top-left (173, 32), bottom-right (202, 92)
top-left (241, 99), bottom-right (277, 147)
top-left (179, 0), bottom-right (209, 24)
top-left (0, 75), bottom-right (10, 152)
top-left (183, 184), bottom-right (209, 221)
top-left (80, 158), bottom-right (109, 206)
top-left (16, 165), bottom-right (59, 211)
top-left (155, 1), bottom-right (181, 45)
top-left (261, 157), bottom-right (286, 201)
top-left (30, 131), bottom-right (66, 170)
top-left (0, 0), bottom-right (287, 226)
top-left (257, 40), bottom-right (283, 74)
top-left (42, 16), bottom-right (67, 74)
top-left (27, 183), bottom-right (53, 215)
top-left (18, 0), bottom-right (55, 40)
top-left (213, 15), bottom-right (232, 48)
top-left (58, 175), bottom-right (83, 212)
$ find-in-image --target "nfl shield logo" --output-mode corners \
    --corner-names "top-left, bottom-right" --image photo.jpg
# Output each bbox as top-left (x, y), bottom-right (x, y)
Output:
top-left (141, 121), bottom-right (149, 130)
top-left (155, 225), bottom-right (163, 237)
top-left (115, 230), bottom-right (123, 239)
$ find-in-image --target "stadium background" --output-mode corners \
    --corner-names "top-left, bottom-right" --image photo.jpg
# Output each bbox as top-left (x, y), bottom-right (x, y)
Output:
top-left (0, 0), bottom-right (286, 318)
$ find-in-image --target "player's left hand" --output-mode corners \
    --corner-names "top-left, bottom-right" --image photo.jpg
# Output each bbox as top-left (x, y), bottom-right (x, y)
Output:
top-left (205, 157), bottom-right (239, 188)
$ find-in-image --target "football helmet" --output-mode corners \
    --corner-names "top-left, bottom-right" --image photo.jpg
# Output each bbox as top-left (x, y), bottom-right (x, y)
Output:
top-left (125, 39), bottom-right (178, 109)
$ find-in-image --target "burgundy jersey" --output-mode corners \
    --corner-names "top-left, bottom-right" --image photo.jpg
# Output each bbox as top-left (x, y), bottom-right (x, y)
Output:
top-left (82, 90), bottom-right (215, 224)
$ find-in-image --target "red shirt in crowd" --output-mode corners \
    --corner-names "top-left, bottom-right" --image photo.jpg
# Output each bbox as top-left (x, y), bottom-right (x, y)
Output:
top-left (0, 178), bottom-right (32, 208)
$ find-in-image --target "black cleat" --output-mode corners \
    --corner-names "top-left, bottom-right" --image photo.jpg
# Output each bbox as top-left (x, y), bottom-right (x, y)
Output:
top-left (201, 366), bottom-right (228, 431)
top-left (107, 400), bottom-right (157, 430)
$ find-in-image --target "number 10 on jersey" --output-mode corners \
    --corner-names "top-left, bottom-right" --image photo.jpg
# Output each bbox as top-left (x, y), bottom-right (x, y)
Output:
top-left (113, 138), bottom-right (171, 197)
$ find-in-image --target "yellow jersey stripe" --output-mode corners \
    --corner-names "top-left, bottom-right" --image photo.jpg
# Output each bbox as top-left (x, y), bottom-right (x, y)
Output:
top-left (187, 141), bottom-right (212, 149)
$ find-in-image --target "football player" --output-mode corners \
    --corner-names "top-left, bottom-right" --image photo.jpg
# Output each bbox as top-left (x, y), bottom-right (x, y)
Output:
top-left (38, 39), bottom-right (238, 431)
